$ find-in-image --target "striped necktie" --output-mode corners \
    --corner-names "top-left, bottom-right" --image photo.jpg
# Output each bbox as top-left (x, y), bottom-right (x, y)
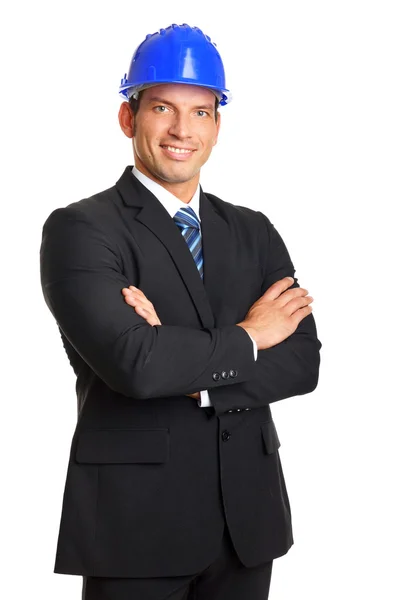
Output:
top-left (173, 206), bottom-right (204, 280)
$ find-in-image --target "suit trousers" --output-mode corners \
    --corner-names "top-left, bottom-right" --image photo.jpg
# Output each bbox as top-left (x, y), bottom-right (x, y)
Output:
top-left (81, 523), bottom-right (273, 600)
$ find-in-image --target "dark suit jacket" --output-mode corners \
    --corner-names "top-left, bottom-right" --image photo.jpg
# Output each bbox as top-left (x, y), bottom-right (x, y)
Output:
top-left (40, 165), bottom-right (322, 578)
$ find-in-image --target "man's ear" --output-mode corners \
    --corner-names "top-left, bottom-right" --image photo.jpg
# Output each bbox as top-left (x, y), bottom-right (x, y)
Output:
top-left (118, 102), bottom-right (134, 139)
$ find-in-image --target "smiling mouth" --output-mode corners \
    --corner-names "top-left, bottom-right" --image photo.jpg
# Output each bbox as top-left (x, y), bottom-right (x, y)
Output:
top-left (161, 145), bottom-right (196, 155)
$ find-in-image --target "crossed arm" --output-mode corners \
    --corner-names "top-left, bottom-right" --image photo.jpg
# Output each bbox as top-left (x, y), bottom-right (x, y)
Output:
top-left (120, 286), bottom-right (200, 402)
top-left (40, 207), bottom-right (321, 414)
top-left (120, 212), bottom-right (322, 415)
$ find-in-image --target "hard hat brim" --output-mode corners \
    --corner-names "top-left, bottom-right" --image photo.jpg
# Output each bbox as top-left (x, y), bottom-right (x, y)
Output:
top-left (119, 80), bottom-right (232, 106)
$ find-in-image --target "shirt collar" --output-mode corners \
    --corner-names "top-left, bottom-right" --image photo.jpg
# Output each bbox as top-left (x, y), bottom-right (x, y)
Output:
top-left (131, 166), bottom-right (201, 221)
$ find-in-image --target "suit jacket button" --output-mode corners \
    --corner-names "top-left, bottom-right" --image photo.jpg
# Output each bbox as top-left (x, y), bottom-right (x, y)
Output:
top-left (221, 370), bottom-right (229, 379)
top-left (221, 430), bottom-right (231, 442)
top-left (229, 369), bottom-right (238, 377)
top-left (212, 372), bottom-right (221, 381)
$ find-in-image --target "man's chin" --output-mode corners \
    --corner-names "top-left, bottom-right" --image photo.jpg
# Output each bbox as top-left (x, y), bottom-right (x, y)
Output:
top-left (154, 165), bottom-right (199, 185)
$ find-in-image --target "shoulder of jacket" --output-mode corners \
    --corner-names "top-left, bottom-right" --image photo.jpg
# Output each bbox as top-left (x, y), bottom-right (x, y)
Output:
top-left (43, 184), bottom-right (118, 228)
top-left (203, 191), bottom-right (267, 224)
top-left (204, 192), bottom-right (270, 228)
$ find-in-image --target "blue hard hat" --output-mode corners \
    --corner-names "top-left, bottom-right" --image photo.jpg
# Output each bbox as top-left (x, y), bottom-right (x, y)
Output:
top-left (119, 23), bottom-right (232, 106)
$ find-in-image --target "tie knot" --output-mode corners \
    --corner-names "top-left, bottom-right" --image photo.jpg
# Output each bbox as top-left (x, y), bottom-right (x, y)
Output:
top-left (173, 206), bottom-right (200, 230)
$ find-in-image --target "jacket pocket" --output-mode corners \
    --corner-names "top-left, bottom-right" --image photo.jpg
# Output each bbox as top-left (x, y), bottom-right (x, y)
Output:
top-left (260, 420), bottom-right (281, 455)
top-left (75, 428), bottom-right (170, 464)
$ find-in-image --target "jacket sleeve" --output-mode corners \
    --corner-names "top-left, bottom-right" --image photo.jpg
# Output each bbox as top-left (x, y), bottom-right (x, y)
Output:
top-left (208, 211), bottom-right (322, 416)
top-left (40, 206), bottom-right (258, 399)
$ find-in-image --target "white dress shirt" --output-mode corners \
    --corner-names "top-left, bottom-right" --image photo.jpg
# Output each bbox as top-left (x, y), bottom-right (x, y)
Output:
top-left (131, 166), bottom-right (258, 407)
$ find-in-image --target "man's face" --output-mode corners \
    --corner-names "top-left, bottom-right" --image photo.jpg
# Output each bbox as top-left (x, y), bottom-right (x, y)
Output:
top-left (131, 83), bottom-right (221, 185)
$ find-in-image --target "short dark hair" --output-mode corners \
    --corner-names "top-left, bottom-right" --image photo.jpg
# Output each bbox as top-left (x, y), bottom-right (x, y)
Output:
top-left (128, 90), bottom-right (220, 122)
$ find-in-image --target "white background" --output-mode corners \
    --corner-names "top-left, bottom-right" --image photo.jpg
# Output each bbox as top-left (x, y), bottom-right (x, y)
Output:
top-left (1, 1), bottom-right (399, 598)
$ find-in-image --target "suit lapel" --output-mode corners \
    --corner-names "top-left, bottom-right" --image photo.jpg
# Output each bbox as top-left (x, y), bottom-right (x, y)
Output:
top-left (116, 166), bottom-right (223, 329)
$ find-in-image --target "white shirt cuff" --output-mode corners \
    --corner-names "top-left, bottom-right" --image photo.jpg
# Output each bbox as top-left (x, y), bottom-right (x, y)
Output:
top-left (198, 390), bottom-right (212, 407)
top-left (247, 332), bottom-right (258, 360)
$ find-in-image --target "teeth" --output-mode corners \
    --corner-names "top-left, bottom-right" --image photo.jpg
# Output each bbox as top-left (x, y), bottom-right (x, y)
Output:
top-left (164, 146), bottom-right (193, 154)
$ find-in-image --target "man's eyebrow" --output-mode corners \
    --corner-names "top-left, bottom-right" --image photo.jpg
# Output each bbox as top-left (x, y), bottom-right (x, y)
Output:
top-left (147, 96), bottom-right (215, 110)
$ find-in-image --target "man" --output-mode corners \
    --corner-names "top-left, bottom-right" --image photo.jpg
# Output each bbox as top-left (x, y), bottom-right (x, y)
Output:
top-left (40, 23), bottom-right (321, 600)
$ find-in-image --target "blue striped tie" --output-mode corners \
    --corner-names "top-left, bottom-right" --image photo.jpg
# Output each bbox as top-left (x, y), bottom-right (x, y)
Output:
top-left (173, 206), bottom-right (204, 280)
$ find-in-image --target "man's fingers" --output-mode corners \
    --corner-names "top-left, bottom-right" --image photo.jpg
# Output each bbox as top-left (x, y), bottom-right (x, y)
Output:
top-left (262, 277), bottom-right (295, 301)
top-left (122, 288), bottom-right (161, 326)
top-left (289, 304), bottom-right (313, 328)
top-left (122, 291), bottom-right (137, 307)
top-left (123, 288), bottom-right (153, 309)
top-left (136, 305), bottom-right (156, 324)
top-left (124, 293), bottom-right (150, 312)
top-left (128, 299), bottom-right (159, 325)
top-left (129, 286), bottom-right (148, 301)
top-left (275, 286), bottom-right (309, 307)
top-left (128, 285), bottom-right (142, 295)
top-left (284, 295), bottom-right (314, 315)
top-left (128, 287), bottom-right (155, 309)
top-left (186, 392), bottom-right (200, 400)
top-left (122, 286), bottom-right (145, 298)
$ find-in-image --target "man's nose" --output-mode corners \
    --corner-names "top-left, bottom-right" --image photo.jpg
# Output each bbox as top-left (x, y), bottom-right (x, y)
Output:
top-left (168, 114), bottom-right (192, 139)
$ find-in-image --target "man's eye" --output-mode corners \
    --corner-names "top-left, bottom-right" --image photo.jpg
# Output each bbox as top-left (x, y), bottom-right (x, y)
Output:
top-left (153, 106), bottom-right (208, 117)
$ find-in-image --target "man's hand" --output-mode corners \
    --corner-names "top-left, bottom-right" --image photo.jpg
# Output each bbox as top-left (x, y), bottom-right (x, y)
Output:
top-left (185, 392), bottom-right (201, 400)
top-left (122, 286), bottom-right (162, 326)
top-left (121, 286), bottom-right (200, 400)
top-left (237, 277), bottom-right (314, 350)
